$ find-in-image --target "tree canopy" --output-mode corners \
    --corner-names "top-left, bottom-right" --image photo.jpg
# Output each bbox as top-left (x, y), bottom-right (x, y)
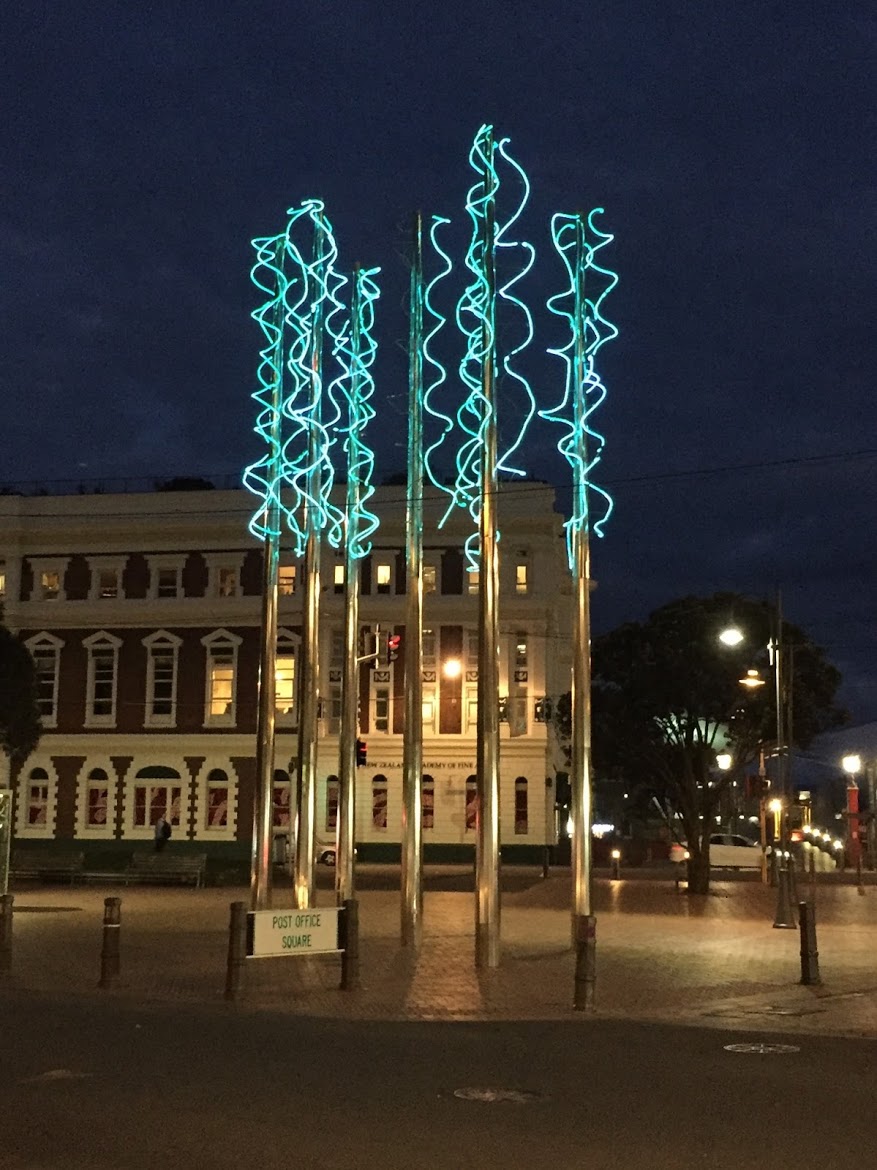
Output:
top-left (588, 592), bottom-right (846, 892)
top-left (0, 622), bottom-right (42, 767)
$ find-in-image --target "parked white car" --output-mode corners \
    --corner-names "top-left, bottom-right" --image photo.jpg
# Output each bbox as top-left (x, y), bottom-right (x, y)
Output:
top-left (670, 833), bottom-right (763, 869)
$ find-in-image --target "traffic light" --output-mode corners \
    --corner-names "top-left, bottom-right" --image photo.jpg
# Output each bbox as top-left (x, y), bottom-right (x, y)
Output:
top-left (355, 738), bottom-right (367, 767)
top-left (386, 632), bottom-right (402, 664)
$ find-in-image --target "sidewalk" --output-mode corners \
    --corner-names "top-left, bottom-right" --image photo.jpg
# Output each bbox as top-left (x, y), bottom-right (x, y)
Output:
top-left (3, 867), bottom-right (877, 1039)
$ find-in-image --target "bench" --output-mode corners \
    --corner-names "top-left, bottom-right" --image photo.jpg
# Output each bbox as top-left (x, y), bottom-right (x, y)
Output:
top-left (127, 851), bottom-right (208, 888)
top-left (11, 850), bottom-right (86, 884)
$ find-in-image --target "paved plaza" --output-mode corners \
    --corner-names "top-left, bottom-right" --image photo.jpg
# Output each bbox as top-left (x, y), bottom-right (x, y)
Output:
top-left (3, 865), bottom-right (877, 1039)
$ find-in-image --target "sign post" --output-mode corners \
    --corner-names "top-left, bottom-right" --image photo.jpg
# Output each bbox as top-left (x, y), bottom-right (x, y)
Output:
top-left (0, 790), bottom-right (12, 896)
top-left (246, 907), bottom-right (342, 959)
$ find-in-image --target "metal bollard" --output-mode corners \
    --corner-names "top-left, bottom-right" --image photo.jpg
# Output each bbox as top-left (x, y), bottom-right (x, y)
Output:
top-left (856, 854), bottom-right (865, 896)
top-left (541, 846), bottom-right (550, 880)
top-left (340, 898), bottom-right (360, 991)
top-left (573, 913), bottom-right (596, 1012)
top-left (798, 900), bottom-right (821, 985)
top-left (98, 897), bottom-right (121, 989)
top-left (773, 860), bottom-right (797, 929)
top-left (224, 900), bottom-right (248, 1002)
top-left (0, 894), bottom-right (13, 976)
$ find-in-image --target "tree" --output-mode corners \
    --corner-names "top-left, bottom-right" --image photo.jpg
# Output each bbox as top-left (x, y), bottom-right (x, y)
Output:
top-left (0, 622), bottom-right (42, 771)
top-left (588, 593), bottom-right (846, 894)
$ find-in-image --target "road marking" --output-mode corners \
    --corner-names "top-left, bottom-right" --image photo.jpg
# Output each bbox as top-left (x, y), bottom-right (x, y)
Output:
top-left (22, 1069), bottom-right (94, 1083)
top-left (723, 1043), bottom-right (800, 1054)
top-left (452, 1087), bottom-right (543, 1103)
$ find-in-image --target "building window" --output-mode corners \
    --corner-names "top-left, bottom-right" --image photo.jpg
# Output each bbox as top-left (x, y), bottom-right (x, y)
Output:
top-left (0, 563), bottom-right (5, 600)
top-left (423, 564), bottom-right (437, 594)
top-left (465, 775), bottom-right (478, 832)
top-left (515, 563), bottom-right (529, 595)
top-left (373, 686), bottom-right (390, 733)
top-left (515, 634), bottom-right (528, 670)
top-left (422, 688), bottom-right (436, 731)
top-left (422, 774), bottom-right (435, 831)
top-left (133, 767), bottom-right (182, 829)
top-left (465, 688), bottom-right (479, 732)
top-left (330, 628), bottom-right (344, 668)
top-left (143, 632), bottom-right (181, 727)
top-left (272, 771), bottom-right (292, 827)
top-left (40, 570), bottom-right (61, 600)
top-left (26, 633), bottom-right (63, 728)
top-left (326, 775), bottom-right (339, 833)
top-left (328, 686), bottom-right (342, 735)
top-left (466, 628), bottom-right (479, 668)
top-left (467, 568), bottom-right (479, 595)
top-left (375, 563), bottom-right (392, 595)
top-left (206, 768), bottom-right (229, 829)
top-left (86, 768), bottom-right (110, 828)
top-left (514, 777), bottom-right (528, 834)
top-left (27, 769), bottom-right (49, 825)
top-left (372, 774), bottom-right (388, 831)
top-left (333, 564), bottom-right (344, 593)
top-left (157, 568), bottom-right (179, 598)
top-left (201, 630), bottom-right (241, 725)
top-left (217, 567), bottom-right (238, 598)
top-left (83, 632), bottom-right (122, 726)
top-left (279, 564), bottom-right (296, 595)
top-left (97, 569), bottom-right (119, 599)
top-left (276, 633), bottom-right (296, 720)
top-left (422, 627), bottom-right (436, 664)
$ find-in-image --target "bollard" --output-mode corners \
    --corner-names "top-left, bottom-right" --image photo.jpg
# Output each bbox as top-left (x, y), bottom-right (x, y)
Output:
top-left (541, 846), bottom-right (550, 880)
top-left (573, 913), bottom-right (596, 1012)
top-left (856, 854), bottom-right (865, 897)
top-left (0, 894), bottom-right (13, 976)
top-left (808, 846), bottom-right (817, 903)
top-left (340, 898), bottom-right (360, 991)
top-left (773, 862), bottom-right (797, 929)
top-left (224, 900), bottom-right (248, 1002)
top-left (798, 900), bottom-right (821, 985)
top-left (98, 897), bottom-right (121, 989)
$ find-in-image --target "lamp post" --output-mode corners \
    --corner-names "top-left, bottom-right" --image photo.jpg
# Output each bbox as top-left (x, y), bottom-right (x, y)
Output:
top-left (842, 754), bottom-right (864, 893)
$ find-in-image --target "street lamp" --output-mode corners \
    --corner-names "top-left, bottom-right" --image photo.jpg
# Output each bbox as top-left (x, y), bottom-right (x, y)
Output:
top-left (842, 754), bottom-right (863, 890)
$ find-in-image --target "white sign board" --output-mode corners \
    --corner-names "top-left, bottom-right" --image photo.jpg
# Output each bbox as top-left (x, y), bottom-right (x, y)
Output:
top-left (247, 908), bottom-right (341, 959)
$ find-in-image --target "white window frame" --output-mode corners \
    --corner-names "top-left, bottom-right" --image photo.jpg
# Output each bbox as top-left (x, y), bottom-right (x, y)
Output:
top-left (128, 769), bottom-right (184, 837)
top-left (146, 554), bottom-right (187, 600)
top-left (142, 630), bottom-right (182, 728)
top-left (31, 558), bottom-right (67, 601)
top-left (278, 563), bottom-right (297, 596)
top-left (77, 763), bottom-right (116, 836)
top-left (83, 631), bottom-right (122, 727)
top-left (86, 556), bottom-right (126, 601)
top-left (16, 763), bottom-right (57, 838)
top-left (422, 687), bottom-right (437, 733)
top-left (25, 632), bottom-right (64, 729)
top-left (201, 629), bottom-right (242, 726)
top-left (467, 568), bottom-right (479, 595)
top-left (204, 552), bottom-right (245, 599)
top-left (423, 564), bottom-right (437, 594)
top-left (276, 628), bottom-right (298, 723)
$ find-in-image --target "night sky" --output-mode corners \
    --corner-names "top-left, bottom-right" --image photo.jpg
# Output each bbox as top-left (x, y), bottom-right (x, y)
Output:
top-left (5, 2), bottom-right (875, 718)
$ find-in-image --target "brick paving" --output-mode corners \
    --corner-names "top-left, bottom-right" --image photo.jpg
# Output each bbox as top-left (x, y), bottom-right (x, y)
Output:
top-left (3, 866), bottom-right (877, 1038)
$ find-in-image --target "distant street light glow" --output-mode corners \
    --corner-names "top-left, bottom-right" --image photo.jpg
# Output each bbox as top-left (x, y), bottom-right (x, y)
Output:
top-left (719, 627), bottom-right (745, 647)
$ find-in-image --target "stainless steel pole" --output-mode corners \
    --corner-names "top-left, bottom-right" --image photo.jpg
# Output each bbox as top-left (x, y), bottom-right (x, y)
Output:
top-left (294, 227), bottom-right (326, 911)
top-left (338, 270), bottom-right (362, 907)
top-left (401, 213), bottom-right (425, 949)
top-left (475, 131), bottom-right (501, 970)
top-left (570, 215), bottom-right (596, 1009)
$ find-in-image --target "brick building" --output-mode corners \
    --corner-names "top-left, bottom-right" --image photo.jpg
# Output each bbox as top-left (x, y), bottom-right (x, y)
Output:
top-left (0, 481), bottom-right (572, 862)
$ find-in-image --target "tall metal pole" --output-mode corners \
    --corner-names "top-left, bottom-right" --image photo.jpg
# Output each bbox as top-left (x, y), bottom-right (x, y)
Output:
top-left (338, 270), bottom-right (363, 907)
top-left (475, 131), bottom-right (501, 970)
top-left (250, 244), bottom-right (286, 910)
top-left (402, 213), bottom-right (425, 949)
top-left (294, 226), bottom-right (326, 910)
top-left (570, 215), bottom-right (596, 1008)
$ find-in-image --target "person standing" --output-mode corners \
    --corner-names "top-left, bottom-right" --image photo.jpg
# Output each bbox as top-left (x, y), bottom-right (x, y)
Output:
top-left (154, 813), bottom-right (172, 852)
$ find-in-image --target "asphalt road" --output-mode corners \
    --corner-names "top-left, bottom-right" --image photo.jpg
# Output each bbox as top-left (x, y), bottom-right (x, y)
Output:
top-left (2, 993), bottom-right (874, 1170)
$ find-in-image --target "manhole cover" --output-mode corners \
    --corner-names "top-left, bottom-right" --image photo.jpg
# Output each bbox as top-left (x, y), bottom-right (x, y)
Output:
top-left (723, 1043), bottom-right (800, 1054)
top-left (453, 1087), bottom-right (543, 1104)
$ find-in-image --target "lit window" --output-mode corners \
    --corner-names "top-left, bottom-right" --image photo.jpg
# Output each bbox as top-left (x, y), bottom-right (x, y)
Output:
top-left (26, 633), bottom-right (63, 728)
top-left (276, 648), bottom-right (296, 718)
top-left (422, 775), bottom-right (435, 830)
top-left (40, 570), bottom-right (60, 600)
top-left (515, 563), bottom-right (528, 594)
top-left (279, 565), bottom-right (297, 595)
top-left (422, 689), bottom-right (436, 729)
top-left (202, 630), bottom-right (241, 725)
top-left (86, 768), bottom-right (110, 828)
top-left (467, 569), bottom-right (479, 595)
top-left (376, 563), bottom-right (391, 595)
top-left (333, 564), bottom-right (345, 593)
top-left (372, 774), bottom-right (388, 831)
top-left (465, 775), bottom-right (478, 832)
top-left (206, 768), bottom-right (229, 829)
top-left (83, 632), bottom-right (121, 726)
top-left (217, 567), bottom-right (238, 598)
top-left (514, 777), bottom-right (528, 834)
top-left (423, 565), bottom-right (437, 594)
top-left (465, 689), bottom-right (479, 732)
top-left (0, 564), bottom-right (5, 599)
top-left (143, 632), bottom-right (181, 727)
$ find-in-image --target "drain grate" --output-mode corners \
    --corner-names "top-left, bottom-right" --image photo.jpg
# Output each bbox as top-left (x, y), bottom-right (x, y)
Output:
top-left (723, 1042), bottom-right (800, 1054)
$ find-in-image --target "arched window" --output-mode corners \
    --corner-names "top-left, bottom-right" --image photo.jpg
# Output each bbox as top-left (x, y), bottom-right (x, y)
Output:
top-left (372, 774), bottom-right (388, 831)
top-left (86, 767), bottom-right (110, 827)
top-left (514, 777), bottom-right (528, 835)
top-left (206, 768), bottom-right (229, 829)
top-left (133, 766), bottom-right (182, 829)
top-left (465, 775), bottom-right (478, 832)
top-left (26, 767), bottom-right (49, 826)
top-left (422, 774), bottom-right (435, 831)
